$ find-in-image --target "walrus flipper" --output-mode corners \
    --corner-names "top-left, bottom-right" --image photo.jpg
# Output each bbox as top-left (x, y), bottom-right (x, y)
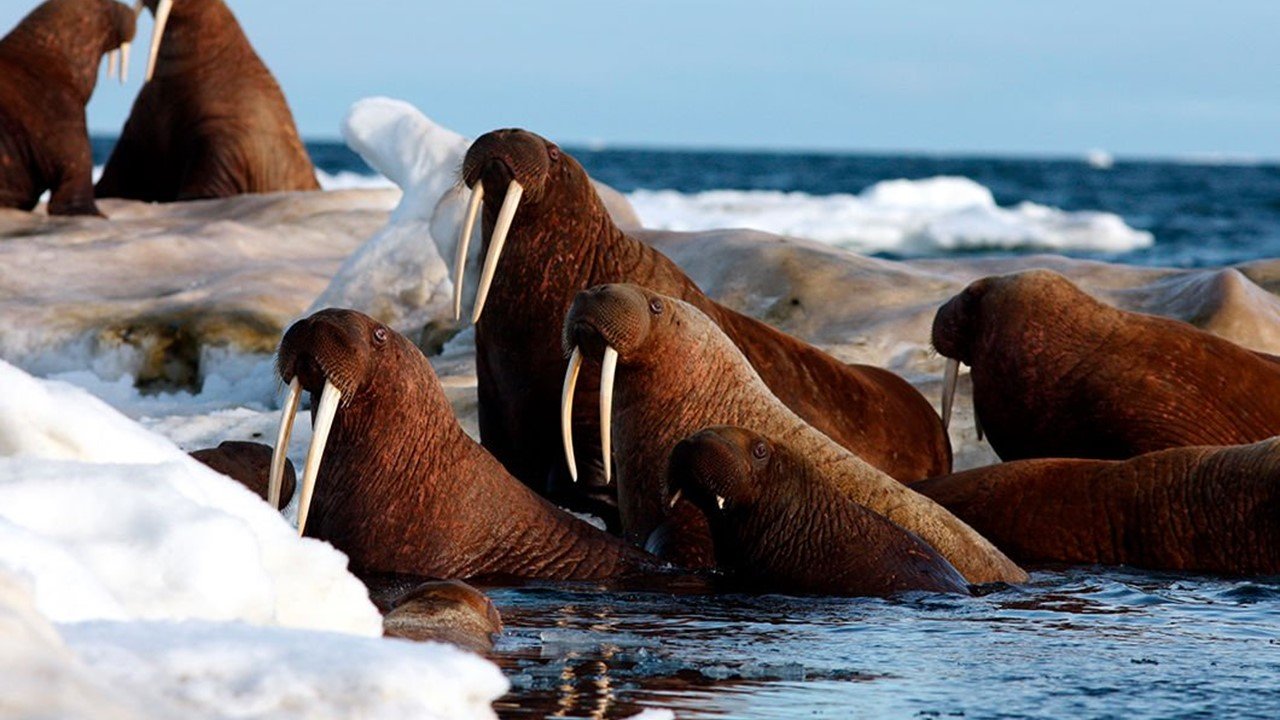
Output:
top-left (46, 128), bottom-right (102, 217)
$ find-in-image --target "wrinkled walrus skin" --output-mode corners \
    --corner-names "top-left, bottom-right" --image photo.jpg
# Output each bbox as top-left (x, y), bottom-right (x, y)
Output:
top-left (913, 438), bottom-right (1280, 575)
top-left (96, 0), bottom-right (319, 202)
top-left (933, 269), bottom-right (1280, 462)
top-left (0, 0), bottom-right (135, 216)
top-left (459, 129), bottom-right (950, 524)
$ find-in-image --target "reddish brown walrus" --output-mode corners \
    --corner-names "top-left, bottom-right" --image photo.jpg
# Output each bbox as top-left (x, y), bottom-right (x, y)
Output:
top-left (191, 440), bottom-right (294, 510)
top-left (933, 269), bottom-right (1280, 463)
top-left (668, 426), bottom-right (970, 596)
top-left (0, 0), bottom-right (135, 216)
top-left (267, 308), bottom-right (659, 581)
top-left (913, 438), bottom-right (1280, 575)
top-left (96, 0), bottom-right (318, 201)
top-left (559, 284), bottom-right (1025, 584)
top-left (453, 129), bottom-right (949, 521)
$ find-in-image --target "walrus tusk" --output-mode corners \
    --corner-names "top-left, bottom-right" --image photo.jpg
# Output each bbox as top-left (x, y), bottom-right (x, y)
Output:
top-left (941, 358), bottom-right (959, 430)
top-left (297, 379), bottom-right (342, 536)
top-left (470, 180), bottom-right (523, 324)
top-left (145, 0), bottom-right (173, 82)
top-left (453, 181), bottom-right (484, 321)
top-left (118, 41), bottom-right (130, 83)
top-left (715, 495), bottom-right (726, 511)
top-left (560, 347), bottom-right (582, 482)
top-left (107, 49), bottom-right (119, 79)
top-left (599, 345), bottom-right (618, 484)
top-left (667, 488), bottom-right (683, 510)
top-left (268, 377), bottom-right (302, 510)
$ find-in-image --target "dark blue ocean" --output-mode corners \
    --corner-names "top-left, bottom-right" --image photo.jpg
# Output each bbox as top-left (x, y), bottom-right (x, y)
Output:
top-left (91, 138), bottom-right (1280, 269)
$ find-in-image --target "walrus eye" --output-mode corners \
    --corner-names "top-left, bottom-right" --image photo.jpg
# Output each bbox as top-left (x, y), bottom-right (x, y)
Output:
top-left (648, 298), bottom-right (664, 315)
top-left (751, 440), bottom-right (769, 461)
top-left (372, 327), bottom-right (388, 346)
top-left (547, 145), bottom-right (561, 162)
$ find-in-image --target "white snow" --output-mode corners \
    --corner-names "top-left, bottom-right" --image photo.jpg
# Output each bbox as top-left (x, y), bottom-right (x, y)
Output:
top-left (0, 360), bottom-right (507, 719)
top-left (627, 177), bottom-right (1153, 255)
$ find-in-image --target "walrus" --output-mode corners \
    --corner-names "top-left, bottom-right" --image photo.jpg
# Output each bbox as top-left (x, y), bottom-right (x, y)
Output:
top-left (913, 438), bottom-right (1280, 575)
top-left (382, 579), bottom-right (502, 654)
top-left (559, 283), bottom-right (1026, 584)
top-left (267, 308), bottom-right (659, 581)
top-left (190, 440), bottom-right (294, 510)
top-left (95, 0), bottom-right (319, 202)
top-left (934, 269), bottom-right (1280, 462)
top-left (668, 426), bottom-right (970, 596)
top-left (0, 0), bottom-right (135, 216)
top-left (454, 129), bottom-right (949, 522)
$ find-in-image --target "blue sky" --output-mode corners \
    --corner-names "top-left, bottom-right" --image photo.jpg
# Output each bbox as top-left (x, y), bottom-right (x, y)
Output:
top-left (7, 1), bottom-right (1278, 157)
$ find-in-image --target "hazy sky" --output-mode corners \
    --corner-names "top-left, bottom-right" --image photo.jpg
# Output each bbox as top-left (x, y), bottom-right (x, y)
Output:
top-left (7, 1), bottom-right (1278, 157)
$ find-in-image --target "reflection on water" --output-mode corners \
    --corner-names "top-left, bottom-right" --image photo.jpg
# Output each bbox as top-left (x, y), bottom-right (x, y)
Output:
top-left (485, 568), bottom-right (1280, 719)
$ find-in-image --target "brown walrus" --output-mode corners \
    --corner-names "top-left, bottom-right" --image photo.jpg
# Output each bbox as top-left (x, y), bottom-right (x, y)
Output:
top-left (560, 283), bottom-right (1026, 585)
top-left (934, 269), bottom-right (1280, 462)
top-left (0, 0), bottom-right (135, 216)
top-left (913, 438), bottom-right (1280, 575)
top-left (382, 580), bottom-right (502, 654)
top-left (454, 129), bottom-right (949, 521)
top-left (668, 426), bottom-right (970, 596)
top-left (267, 308), bottom-right (659, 581)
top-left (190, 440), bottom-right (294, 510)
top-left (95, 0), bottom-right (319, 202)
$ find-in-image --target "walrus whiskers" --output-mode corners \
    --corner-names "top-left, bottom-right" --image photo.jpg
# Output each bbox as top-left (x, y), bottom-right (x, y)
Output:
top-left (143, 0), bottom-right (172, 82)
top-left (453, 181), bottom-right (485, 321)
top-left (470, 180), bottom-right (523, 324)
top-left (941, 358), bottom-right (959, 430)
top-left (296, 379), bottom-right (342, 536)
top-left (560, 347), bottom-right (582, 482)
top-left (268, 377), bottom-right (301, 509)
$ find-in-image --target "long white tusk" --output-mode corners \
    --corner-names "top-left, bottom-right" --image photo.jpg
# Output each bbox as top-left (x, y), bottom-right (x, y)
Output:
top-left (470, 180), bottom-right (523, 324)
top-left (118, 41), bottom-right (130, 83)
top-left (268, 377), bottom-right (301, 510)
top-left (560, 347), bottom-right (582, 482)
top-left (107, 49), bottom-right (119, 79)
top-left (600, 345), bottom-right (618, 484)
top-left (941, 358), bottom-right (959, 431)
top-left (145, 0), bottom-right (173, 82)
top-left (297, 379), bottom-right (341, 536)
top-left (715, 495), bottom-right (726, 511)
top-left (453, 181), bottom-right (484, 321)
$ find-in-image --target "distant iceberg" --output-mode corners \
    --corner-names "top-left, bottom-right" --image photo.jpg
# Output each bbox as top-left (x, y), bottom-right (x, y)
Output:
top-left (627, 176), bottom-right (1153, 256)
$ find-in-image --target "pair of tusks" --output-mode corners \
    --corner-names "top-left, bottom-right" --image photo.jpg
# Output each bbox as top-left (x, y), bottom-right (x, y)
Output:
top-left (453, 179), bottom-right (524, 324)
top-left (105, 42), bottom-right (130, 83)
top-left (940, 357), bottom-right (983, 441)
top-left (268, 377), bottom-right (342, 536)
top-left (106, 0), bottom-right (172, 84)
top-left (560, 345), bottom-right (619, 485)
top-left (665, 489), bottom-right (726, 512)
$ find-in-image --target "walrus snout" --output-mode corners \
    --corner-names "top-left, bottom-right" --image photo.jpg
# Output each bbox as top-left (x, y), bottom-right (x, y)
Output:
top-left (668, 427), bottom-right (760, 516)
top-left (462, 129), bottom-right (552, 191)
top-left (562, 284), bottom-right (653, 359)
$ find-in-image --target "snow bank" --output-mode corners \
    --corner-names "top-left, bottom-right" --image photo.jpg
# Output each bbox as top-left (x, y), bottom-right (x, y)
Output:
top-left (627, 176), bottom-right (1153, 255)
top-left (0, 360), bottom-right (378, 633)
top-left (62, 620), bottom-right (507, 720)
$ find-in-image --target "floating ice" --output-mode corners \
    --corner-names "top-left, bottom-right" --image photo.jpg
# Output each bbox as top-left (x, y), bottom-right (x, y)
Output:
top-left (627, 176), bottom-right (1153, 255)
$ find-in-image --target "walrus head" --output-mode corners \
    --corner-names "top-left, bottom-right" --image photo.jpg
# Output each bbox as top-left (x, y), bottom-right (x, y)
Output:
top-left (453, 128), bottom-right (596, 323)
top-left (270, 308), bottom-right (434, 535)
top-left (666, 426), bottom-right (767, 522)
top-left (558, 284), bottom-right (688, 485)
top-left (933, 269), bottom-right (1106, 433)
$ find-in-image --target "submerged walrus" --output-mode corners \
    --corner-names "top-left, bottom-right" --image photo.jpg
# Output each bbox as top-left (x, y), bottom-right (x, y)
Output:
top-left (0, 0), bottom-right (135, 216)
top-left (669, 426), bottom-right (970, 596)
top-left (913, 438), bottom-right (1280, 575)
top-left (267, 308), bottom-right (658, 581)
top-left (559, 283), bottom-right (1026, 585)
top-left (934, 269), bottom-right (1280, 462)
top-left (96, 0), bottom-right (319, 201)
top-left (191, 440), bottom-right (294, 510)
top-left (454, 129), bottom-right (949, 519)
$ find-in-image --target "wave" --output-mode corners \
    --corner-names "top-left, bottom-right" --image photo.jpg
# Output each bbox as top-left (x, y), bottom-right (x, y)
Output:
top-left (626, 176), bottom-right (1153, 256)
